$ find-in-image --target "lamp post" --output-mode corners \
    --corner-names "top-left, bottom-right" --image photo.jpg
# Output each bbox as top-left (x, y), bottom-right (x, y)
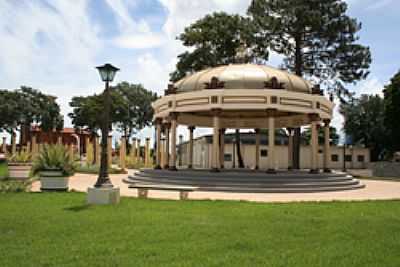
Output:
top-left (94, 63), bottom-right (119, 188)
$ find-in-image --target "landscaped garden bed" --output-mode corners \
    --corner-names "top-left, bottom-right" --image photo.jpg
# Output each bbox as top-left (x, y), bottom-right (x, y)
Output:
top-left (0, 193), bottom-right (399, 266)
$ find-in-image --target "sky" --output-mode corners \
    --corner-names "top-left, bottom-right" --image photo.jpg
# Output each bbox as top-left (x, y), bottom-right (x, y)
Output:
top-left (0, 0), bottom-right (399, 143)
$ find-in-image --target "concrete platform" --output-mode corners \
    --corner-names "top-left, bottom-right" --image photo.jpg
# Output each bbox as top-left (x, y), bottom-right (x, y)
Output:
top-left (124, 169), bottom-right (364, 193)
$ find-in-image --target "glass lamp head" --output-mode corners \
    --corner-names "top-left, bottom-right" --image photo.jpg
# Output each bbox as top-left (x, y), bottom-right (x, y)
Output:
top-left (96, 63), bottom-right (120, 82)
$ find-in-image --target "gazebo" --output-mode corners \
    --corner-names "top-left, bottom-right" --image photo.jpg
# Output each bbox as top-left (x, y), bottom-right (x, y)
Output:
top-left (152, 63), bottom-right (334, 173)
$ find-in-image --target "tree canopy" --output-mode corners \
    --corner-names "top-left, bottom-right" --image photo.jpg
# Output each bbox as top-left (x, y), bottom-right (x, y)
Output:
top-left (340, 94), bottom-right (386, 161)
top-left (0, 87), bottom-right (63, 143)
top-left (383, 70), bottom-right (400, 153)
top-left (248, 0), bottom-right (371, 100)
top-left (170, 12), bottom-right (262, 82)
top-left (69, 82), bottom-right (157, 141)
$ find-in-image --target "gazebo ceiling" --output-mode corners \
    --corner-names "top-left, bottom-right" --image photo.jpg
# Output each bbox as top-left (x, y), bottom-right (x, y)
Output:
top-left (173, 63), bottom-right (314, 94)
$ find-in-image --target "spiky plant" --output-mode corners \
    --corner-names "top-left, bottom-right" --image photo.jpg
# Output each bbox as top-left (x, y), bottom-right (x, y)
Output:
top-left (8, 151), bottom-right (32, 164)
top-left (32, 144), bottom-right (76, 177)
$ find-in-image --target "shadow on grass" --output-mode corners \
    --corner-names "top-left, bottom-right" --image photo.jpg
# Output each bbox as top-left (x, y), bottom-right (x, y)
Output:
top-left (64, 204), bottom-right (91, 212)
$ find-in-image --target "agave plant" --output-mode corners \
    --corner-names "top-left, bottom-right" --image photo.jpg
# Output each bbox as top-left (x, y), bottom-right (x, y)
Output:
top-left (32, 144), bottom-right (76, 177)
top-left (8, 151), bottom-right (32, 164)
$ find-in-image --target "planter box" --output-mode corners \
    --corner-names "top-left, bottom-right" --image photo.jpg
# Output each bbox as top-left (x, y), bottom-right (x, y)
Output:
top-left (8, 163), bottom-right (32, 180)
top-left (40, 170), bottom-right (69, 191)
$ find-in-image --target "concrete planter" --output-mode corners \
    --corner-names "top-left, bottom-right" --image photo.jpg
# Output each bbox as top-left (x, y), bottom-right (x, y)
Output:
top-left (8, 163), bottom-right (32, 180)
top-left (40, 170), bottom-right (69, 191)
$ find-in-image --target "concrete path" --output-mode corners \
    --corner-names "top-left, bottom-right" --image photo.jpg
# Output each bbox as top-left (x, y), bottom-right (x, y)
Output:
top-left (31, 170), bottom-right (400, 203)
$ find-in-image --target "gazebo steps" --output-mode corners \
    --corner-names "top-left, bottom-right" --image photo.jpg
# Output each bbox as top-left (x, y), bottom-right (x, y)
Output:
top-left (123, 169), bottom-right (365, 193)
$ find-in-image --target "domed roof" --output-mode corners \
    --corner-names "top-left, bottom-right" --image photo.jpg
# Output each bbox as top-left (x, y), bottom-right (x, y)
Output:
top-left (173, 64), bottom-right (313, 94)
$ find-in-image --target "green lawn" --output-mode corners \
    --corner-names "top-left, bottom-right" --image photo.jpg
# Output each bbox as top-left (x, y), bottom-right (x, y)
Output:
top-left (0, 162), bottom-right (8, 178)
top-left (0, 194), bottom-right (399, 267)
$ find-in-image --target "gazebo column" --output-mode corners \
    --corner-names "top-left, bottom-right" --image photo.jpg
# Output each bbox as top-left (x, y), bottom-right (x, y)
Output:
top-left (323, 119), bottom-right (331, 173)
top-left (2, 137), bottom-right (7, 153)
top-left (188, 126), bottom-right (195, 169)
top-left (219, 128), bottom-right (225, 169)
top-left (11, 131), bottom-right (16, 155)
top-left (211, 109), bottom-right (221, 172)
top-left (287, 128), bottom-right (294, 170)
top-left (310, 114), bottom-right (320, 174)
top-left (169, 113), bottom-right (178, 171)
top-left (164, 123), bottom-right (170, 169)
top-left (255, 129), bottom-right (260, 170)
top-left (267, 109), bottom-right (276, 173)
top-left (155, 119), bottom-right (162, 169)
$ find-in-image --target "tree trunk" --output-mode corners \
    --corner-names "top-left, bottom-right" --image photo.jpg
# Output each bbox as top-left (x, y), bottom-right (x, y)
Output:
top-left (235, 129), bottom-right (244, 168)
top-left (92, 132), bottom-right (97, 165)
top-left (292, 33), bottom-right (303, 169)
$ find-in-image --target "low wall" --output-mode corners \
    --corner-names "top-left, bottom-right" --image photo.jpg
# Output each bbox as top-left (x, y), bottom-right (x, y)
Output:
top-left (370, 162), bottom-right (400, 178)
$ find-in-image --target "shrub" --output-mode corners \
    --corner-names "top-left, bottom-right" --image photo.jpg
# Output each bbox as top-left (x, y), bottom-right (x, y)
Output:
top-left (0, 180), bottom-right (30, 193)
top-left (8, 151), bottom-right (32, 164)
top-left (32, 144), bottom-right (76, 177)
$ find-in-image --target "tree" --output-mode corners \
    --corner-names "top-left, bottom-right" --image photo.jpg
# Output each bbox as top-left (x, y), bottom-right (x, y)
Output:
top-left (248, 0), bottom-right (371, 168)
top-left (113, 82), bottom-right (157, 149)
top-left (383, 70), bottom-right (400, 154)
top-left (0, 90), bottom-right (19, 134)
top-left (301, 126), bottom-right (340, 146)
top-left (171, 12), bottom-right (261, 167)
top-left (340, 94), bottom-right (386, 161)
top-left (170, 12), bottom-right (262, 82)
top-left (0, 87), bottom-right (63, 147)
top-left (69, 82), bottom-right (156, 157)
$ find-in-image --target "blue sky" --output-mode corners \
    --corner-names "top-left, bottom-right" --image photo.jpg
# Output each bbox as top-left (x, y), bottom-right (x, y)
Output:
top-left (0, 0), bottom-right (399, 141)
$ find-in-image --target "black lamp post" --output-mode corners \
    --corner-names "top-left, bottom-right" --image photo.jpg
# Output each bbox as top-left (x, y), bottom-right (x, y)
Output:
top-left (94, 63), bottom-right (119, 188)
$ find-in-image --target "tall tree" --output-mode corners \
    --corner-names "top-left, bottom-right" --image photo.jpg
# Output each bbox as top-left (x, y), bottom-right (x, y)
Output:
top-left (113, 82), bottom-right (157, 149)
top-left (248, 0), bottom-right (371, 168)
top-left (383, 70), bottom-right (400, 155)
top-left (0, 87), bottom-right (63, 146)
top-left (340, 94), bottom-right (386, 161)
top-left (0, 90), bottom-right (19, 134)
top-left (170, 12), bottom-right (260, 167)
top-left (69, 82), bottom-right (156, 156)
top-left (170, 12), bottom-right (263, 82)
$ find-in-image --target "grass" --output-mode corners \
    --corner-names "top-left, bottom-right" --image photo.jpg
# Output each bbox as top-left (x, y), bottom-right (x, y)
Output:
top-left (0, 194), bottom-right (399, 267)
top-left (75, 164), bottom-right (127, 174)
top-left (0, 161), bottom-right (8, 178)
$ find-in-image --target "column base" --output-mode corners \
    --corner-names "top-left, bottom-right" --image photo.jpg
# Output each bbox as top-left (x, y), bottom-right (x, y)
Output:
top-left (154, 165), bottom-right (162, 170)
top-left (169, 166), bottom-right (178, 171)
top-left (87, 187), bottom-right (120, 205)
top-left (323, 168), bottom-right (332, 173)
top-left (266, 169), bottom-right (276, 174)
top-left (163, 164), bottom-right (169, 169)
top-left (309, 169), bottom-right (320, 174)
top-left (211, 168), bottom-right (220, 172)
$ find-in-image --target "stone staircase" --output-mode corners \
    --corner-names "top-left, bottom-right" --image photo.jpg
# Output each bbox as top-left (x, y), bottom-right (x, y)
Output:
top-left (123, 169), bottom-right (365, 193)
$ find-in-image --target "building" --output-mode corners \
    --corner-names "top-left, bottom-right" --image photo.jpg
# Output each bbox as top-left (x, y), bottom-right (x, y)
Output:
top-left (176, 132), bottom-right (370, 170)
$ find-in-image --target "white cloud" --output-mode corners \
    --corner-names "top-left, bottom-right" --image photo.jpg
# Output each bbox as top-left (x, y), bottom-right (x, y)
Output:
top-left (114, 33), bottom-right (165, 49)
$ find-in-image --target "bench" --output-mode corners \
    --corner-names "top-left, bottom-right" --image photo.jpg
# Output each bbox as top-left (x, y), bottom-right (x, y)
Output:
top-left (128, 184), bottom-right (198, 200)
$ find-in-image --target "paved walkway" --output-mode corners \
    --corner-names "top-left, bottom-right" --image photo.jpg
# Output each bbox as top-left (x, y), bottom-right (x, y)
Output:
top-left (31, 170), bottom-right (400, 203)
